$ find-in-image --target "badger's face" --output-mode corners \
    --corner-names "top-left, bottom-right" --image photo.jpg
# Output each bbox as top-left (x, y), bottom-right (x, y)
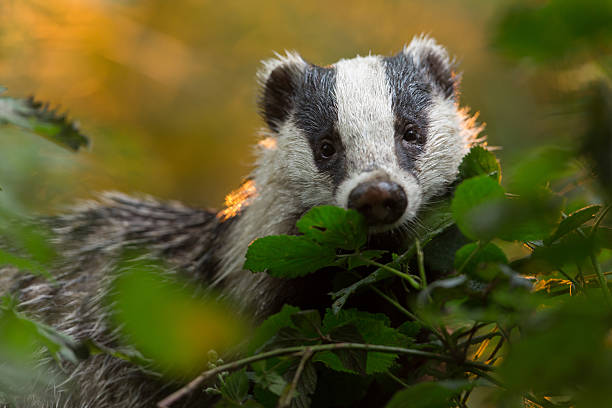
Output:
top-left (258, 37), bottom-right (475, 233)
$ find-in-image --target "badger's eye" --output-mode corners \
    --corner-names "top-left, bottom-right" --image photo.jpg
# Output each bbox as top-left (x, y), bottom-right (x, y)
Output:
top-left (320, 141), bottom-right (336, 159)
top-left (402, 124), bottom-right (420, 144)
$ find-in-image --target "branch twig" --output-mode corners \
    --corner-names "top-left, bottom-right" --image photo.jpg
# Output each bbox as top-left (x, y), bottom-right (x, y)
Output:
top-left (157, 342), bottom-right (493, 408)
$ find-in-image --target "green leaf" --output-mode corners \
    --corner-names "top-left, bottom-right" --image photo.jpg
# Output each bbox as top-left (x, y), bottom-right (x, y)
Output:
top-left (451, 175), bottom-right (506, 241)
top-left (346, 249), bottom-right (387, 270)
top-left (221, 368), bottom-right (249, 404)
top-left (386, 381), bottom-right (471, 408)
top-left (454, 242), bottom-right (508, 281)
top-left (327, 324), bottom-right (367, 374)
top-left (507, 148), bottom-right (573, 194)
top-left (322, 309), bottom-right (410, 374)
top-left (109, 257), bottom-right (247, 375)
top-left (596, 226), bottom-right (612, 249)
top-left (545, 205), bottom-right (601, 245)
top-left (290, 310), bottom-right (322, 339)
top-left (0, 89), bottom-right (89, 151)
top-left (493, 0), bottom-right (612, 63)
top-left (253, 371), bottom-right (288, 396)
top-left (459, 145), bottom-right (501, 182)
top-left (499, 297), bottom-right (612, 400)
top-left (0, 249), bottom-right (51, 279)
top-left (243, 235), bottom-right (336, 278)
top-left (281, 360), bottom-right (317, 408)
top-left (262, 327), bottom-right (314, 351)
top-left (247, 305), bottom-right (300, 354)
top-left (296, 205), bottom-right (367, 250)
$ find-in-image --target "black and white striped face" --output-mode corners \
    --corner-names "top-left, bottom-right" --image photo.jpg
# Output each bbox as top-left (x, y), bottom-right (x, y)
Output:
top-left (258, 36), bottom-right (472, 233)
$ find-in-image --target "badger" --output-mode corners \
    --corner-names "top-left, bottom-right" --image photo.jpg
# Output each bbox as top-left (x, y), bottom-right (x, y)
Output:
top-left (0, 35), bottom-right (481, 407)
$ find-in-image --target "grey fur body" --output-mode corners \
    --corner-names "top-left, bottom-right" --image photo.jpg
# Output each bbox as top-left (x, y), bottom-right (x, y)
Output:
top-left (0, 36), bottom-right (481, 407)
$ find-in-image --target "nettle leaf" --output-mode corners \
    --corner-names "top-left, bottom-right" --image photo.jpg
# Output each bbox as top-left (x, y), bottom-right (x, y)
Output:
top-left (296, 206), bottom-right (367, 250)
top-left (451, 175), bottom-right (506, 241)
top-left (0, 89), bottom-right (89, 151)
top-left (247, 305), bottom-right (300, 354)
top-left (244, 235), bottom-right (336, 278)
top-left (221, 368), bottom-right (249, 404)
top-left (459, 145), bottom-right (501, 182)
top-left (454, 242), bottom-right (508, 281)
top-left (385, 381), bottom-right (472, 408)
top-left (545, 205), bottom-right (601, 245)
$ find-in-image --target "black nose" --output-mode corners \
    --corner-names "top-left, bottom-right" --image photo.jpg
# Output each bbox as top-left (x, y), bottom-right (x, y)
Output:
top-left (347, 180), bottom-right (407, 225)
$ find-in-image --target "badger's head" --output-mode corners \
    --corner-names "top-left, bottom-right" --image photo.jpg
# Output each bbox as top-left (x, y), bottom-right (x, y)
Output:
top-left (256, 36), bottom-right (480, 234)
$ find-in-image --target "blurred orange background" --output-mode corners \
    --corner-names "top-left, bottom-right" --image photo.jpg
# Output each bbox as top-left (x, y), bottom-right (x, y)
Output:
top-left (0, 0), bottom-right (547, 213)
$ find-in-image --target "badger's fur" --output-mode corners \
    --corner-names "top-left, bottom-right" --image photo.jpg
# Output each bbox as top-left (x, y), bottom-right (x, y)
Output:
top-left (0, 35), bottom-right (481, 407)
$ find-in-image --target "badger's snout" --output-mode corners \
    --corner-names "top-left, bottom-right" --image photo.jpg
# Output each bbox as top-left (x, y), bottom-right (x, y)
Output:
top-left (347, 179), bottom-right (407, 225)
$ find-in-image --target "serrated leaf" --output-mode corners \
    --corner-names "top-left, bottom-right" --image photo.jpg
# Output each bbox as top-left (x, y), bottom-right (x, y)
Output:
top-left (459, 145), bottom-right (501, 182)
top-left (290, 310), bottom-right (322, 339)
top-left (221, 368), bottom-right (249, 404)
top-left (296, 206), bottom-right (367, 250)
top-left (262, 327), bottom-right (312, 351)
top-left (253, 371), bottom-right (287, 397)
top-left (248, 305), bottom-right (300, 354)
top-left (0, 90), bottom-right (89, 151)
top-left (244, 235), bottom-right (336, 278)
top-left (322, 309), bottom-right (409, 374)
top-left (451, 175), bottom-right (506, 241)
top-left (328, 324), bottom-right (367, 375)
top-left (545, 205), bottom-right (601, 245)
top-left (386, 381), bottom-right (472, 408)
top-left (454, 242), bottom-right (508, 281)
top-left (397, 321), bottom-right (422, 338)
top-left (281, 360), bottom-right (317, 408)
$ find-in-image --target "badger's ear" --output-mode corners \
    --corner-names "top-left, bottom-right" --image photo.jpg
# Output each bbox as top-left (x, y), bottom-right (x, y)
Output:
top-left (257, 51), bottom-right (308, 133)
top-left (404, 35), bottom-right (458, 99)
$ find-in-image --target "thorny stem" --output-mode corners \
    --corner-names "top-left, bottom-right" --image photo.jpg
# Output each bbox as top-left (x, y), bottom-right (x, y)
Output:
top-left (277, 347), bottom-right (313, 408)
top-left (157, 343), bottom-right (493, 408)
